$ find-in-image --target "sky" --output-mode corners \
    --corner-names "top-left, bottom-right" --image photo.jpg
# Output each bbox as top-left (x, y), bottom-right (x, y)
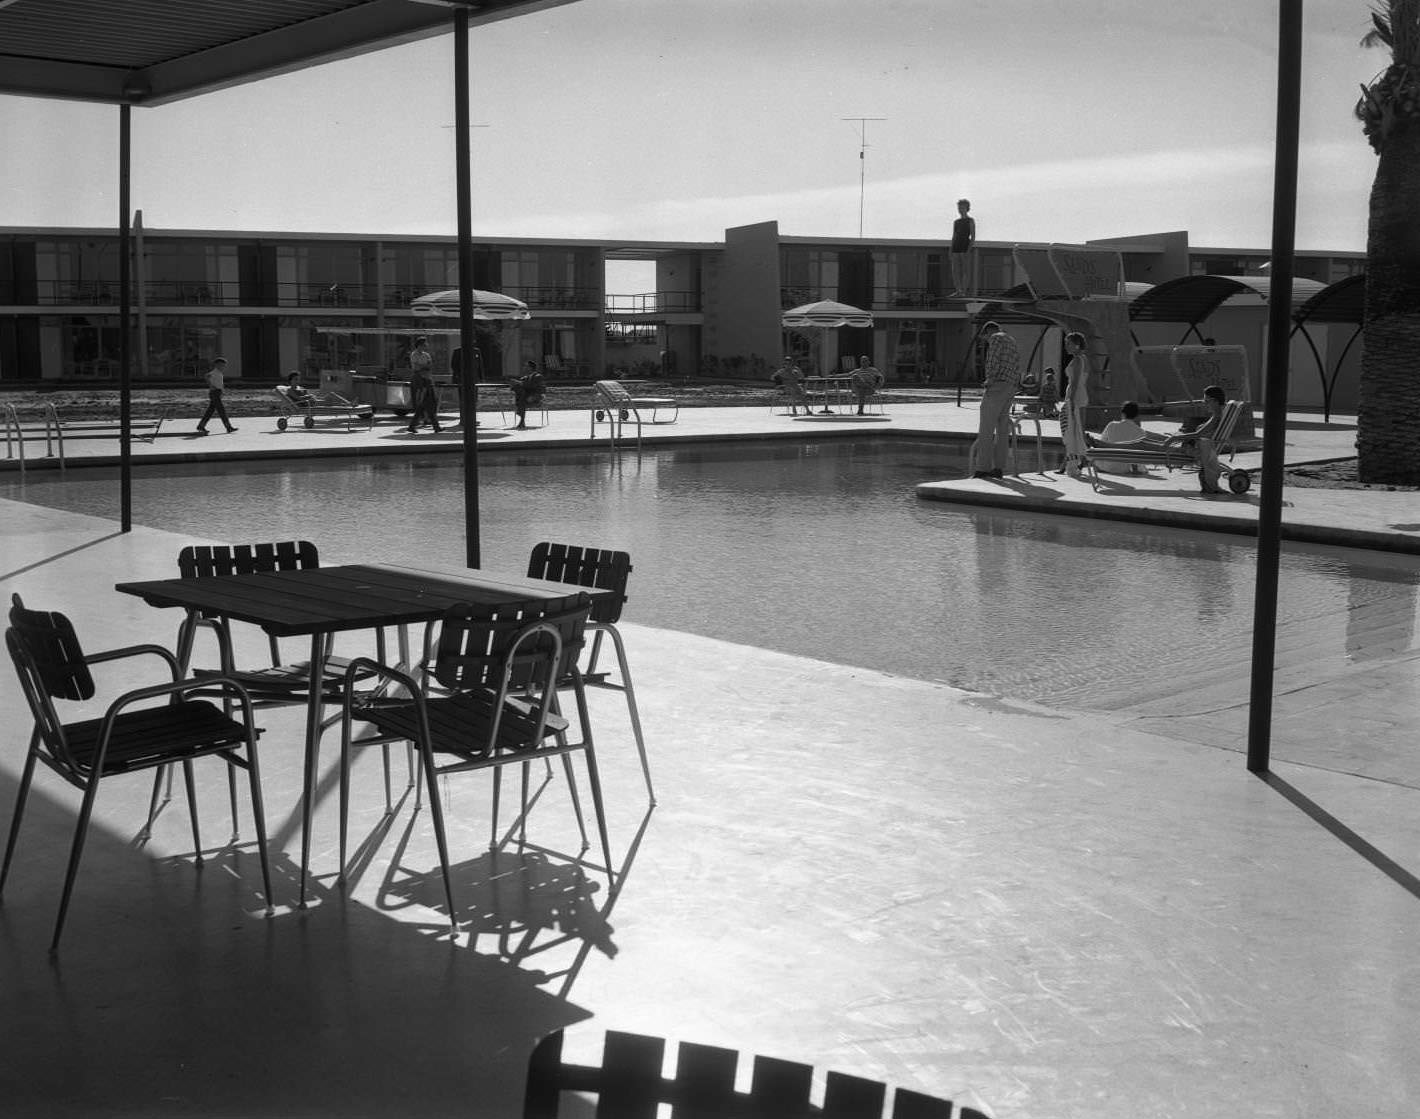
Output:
top-left (0, 0), bottom-right (1383, 291)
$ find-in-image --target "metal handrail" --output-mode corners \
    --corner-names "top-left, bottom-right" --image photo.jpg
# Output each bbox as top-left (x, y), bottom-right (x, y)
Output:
top-left (1, 401), bottom-right (65, 473)
top-left (1, 402), bottom-right (24, 473)
top-left (38, 402), bottom-right (65, 467)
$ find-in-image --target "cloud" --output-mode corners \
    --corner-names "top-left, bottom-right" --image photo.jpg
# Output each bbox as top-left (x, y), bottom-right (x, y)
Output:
top-left (464, 141), bottom-right (1368, 252)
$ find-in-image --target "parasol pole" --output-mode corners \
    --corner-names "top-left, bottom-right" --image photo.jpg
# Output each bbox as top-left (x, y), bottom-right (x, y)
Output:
top-left (454, 8), bottom-right (480, 568)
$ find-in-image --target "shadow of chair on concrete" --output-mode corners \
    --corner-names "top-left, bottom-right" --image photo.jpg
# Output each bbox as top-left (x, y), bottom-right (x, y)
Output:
top-left (339, 779), bottom-right (655, 999)
top-left (0, 769), bottom-right (593, 1118)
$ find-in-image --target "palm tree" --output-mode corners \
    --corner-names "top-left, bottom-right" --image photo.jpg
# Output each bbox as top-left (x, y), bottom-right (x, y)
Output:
top-left (1355, 0), bottom-right (1420, 483)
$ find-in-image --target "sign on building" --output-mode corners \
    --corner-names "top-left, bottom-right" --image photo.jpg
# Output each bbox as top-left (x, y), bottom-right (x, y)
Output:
top-left (1012, 244), bottom-right (1126, 301)
top-left (1047, 245), bottom-right (1125, 299)
top-left (1170, 345), bottom-right (1250, 402)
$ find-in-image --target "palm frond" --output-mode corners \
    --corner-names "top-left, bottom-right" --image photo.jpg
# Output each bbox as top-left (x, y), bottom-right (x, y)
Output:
top-left (1362, 7), bottom-right (1393, 49)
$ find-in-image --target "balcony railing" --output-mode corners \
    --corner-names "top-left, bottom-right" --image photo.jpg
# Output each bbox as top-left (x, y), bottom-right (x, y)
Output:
top-left (781, 285), bottom-right (1016, 311)
top-left (604, 291), bottom-right (700, 314)
top-left (143, 281), bottom-right (235, 305)
top-left (877, 288), bottom-right (954, 310)
top-left (30, 280), bottom-right (123, 305)
top-left (23, 280), bottom-right (603, 311)
top-left (501, 284), bottom-right (599, 310)
top-left (780, 286), bottom-right (820, 309)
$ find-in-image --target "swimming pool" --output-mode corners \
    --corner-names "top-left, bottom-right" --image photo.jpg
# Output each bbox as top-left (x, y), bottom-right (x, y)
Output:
top-left (6, 439), bottom-right (1418, 711)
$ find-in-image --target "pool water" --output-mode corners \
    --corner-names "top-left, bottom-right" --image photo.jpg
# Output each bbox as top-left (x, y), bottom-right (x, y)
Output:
top-left (6, 440), bottom-right (1419, 711)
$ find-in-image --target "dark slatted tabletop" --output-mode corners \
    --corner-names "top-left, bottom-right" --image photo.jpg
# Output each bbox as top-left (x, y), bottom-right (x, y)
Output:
top-left (116, 563), bottom-right (605, 637)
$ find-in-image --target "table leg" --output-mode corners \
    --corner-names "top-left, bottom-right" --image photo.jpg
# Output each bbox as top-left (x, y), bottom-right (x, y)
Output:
top-left (397, 625), bottom-right (420, 807)
top-left (298, 631), bottom-right (329, 908)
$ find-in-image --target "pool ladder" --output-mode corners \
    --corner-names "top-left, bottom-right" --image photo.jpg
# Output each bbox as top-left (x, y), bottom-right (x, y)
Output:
top-left (2, 401), bottom-right (65, 475)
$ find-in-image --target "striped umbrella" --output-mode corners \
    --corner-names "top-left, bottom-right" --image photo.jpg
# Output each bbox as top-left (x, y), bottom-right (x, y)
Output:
top-left (410, 288), bottom-right (531, 321)
top-left (781, 300), bottom-right (873, 383)
top-left (780, 299), bottom-right (873, 329)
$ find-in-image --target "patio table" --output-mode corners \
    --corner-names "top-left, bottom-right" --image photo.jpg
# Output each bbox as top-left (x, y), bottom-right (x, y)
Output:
top-left (115, 562), bottom-right (611, 906)
top-left (804, 374), bottom-right (853, 415)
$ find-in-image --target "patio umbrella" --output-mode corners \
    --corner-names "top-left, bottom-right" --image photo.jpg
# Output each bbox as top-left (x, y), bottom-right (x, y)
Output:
top-left (780, 299), bottom-right (874, 331)
top-left (410, 288), bottom-right (531, 322)
top-left (781, 299), bottom-right (874, 409)
top-left (411, 287), bottom-right (530, 388)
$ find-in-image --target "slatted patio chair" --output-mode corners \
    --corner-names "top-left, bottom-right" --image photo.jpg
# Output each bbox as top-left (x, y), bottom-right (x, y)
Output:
top-left (527, 542), bottom-right (653, 805)
top-left (161, 541), bottom-right (397, 832)
top-left (3, 593), bottom-right (273, 953)
top-left (337, 593), bottom-right (611, 930)
top-left (176, 541), bottom-right (358, 700)
top-left (524, 1029), bottom-right (988, 1119)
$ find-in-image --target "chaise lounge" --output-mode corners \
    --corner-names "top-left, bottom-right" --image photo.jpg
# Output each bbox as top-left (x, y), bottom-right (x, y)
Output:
top-left (589, 380), bottom-right (679, 446)
top-left (1081, 399), bottom-right (1252, 494)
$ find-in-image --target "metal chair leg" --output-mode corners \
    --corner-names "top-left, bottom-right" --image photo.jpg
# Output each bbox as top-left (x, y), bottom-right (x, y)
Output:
top-left (338, 712), bottom-right (353, 881)
top-left (490, 766), bottom-right (503, 851)
top-left (182, 760), bottom-right (203, 866)
top-left (559, 750), bottom-right (589, 851)
top-left (0, 746), bottom-right (39, 897)
top-left (519, 759), bottom-right (531, 846)
top-left (421, 749), bottom-right (457, 933)
top-left (227, 764), bottom-right (240, 843)
top-left (572, 688), bottom-right (613, 879)
top-left (598, 623), bottom-right (655, 805)
top-left (584, 628), bottom-right (608, 681)
top-left (50, 779), bottom-right (102, 954)
top-left (242, 743), bottom-right (275, 913)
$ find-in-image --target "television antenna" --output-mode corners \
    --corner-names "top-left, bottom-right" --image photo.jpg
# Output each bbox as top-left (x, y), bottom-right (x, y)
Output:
top-left (843, 117), bottom-right (886, 238)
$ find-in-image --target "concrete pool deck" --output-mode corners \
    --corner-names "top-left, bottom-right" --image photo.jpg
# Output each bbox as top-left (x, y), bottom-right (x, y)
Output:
top-left (3, 498), bottom-right (1419, 1119)
top-left (3, 399), bottom-right (1419, 1118)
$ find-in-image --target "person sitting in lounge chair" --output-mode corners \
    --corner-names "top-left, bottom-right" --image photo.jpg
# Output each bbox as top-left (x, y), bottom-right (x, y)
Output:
top-left (1166, 385), bottom-right (1227, 493)
top-left (1082, 386), bottom-right (1246, 494)
top-left (1095, 400), bottom-right (1162, 474)
top-left (283, 371), bottom-right (316, 408)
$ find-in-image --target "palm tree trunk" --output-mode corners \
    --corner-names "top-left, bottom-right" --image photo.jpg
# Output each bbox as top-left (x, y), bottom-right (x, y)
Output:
top-left (1357, 122), bottom-right (1420, 484)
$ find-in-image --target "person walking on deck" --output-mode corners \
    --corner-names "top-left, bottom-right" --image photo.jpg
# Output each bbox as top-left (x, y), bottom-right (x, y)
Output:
top-left (196, 357), bottom-right (237, 434)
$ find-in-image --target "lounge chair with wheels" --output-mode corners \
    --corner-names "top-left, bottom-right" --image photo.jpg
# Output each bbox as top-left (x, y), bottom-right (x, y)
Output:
top-left (1081, 399), bottom-right (1252, 494)
top-left (273, 384), bottom-right (374, 432)
top-left (590, 380), bottom-right (678, 446)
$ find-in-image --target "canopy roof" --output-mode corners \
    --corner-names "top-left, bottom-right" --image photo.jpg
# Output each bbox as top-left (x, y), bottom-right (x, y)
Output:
top-left (0, 0), bottom-right (579, 106)
top-left (1293, 273), bottom-right (1366, 326)
top-left (1128, 274), bottom-right (1326, 326)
